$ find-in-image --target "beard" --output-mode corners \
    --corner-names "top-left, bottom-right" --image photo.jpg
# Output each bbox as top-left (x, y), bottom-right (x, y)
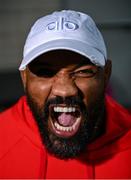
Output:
top-left (26, 91), bottom-right (105, 159)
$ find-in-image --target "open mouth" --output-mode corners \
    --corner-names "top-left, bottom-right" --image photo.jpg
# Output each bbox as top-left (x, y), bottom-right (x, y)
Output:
top-left (48, 105), bottom-right (82, 138)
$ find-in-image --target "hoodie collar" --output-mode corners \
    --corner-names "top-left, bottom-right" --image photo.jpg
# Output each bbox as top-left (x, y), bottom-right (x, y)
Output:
top-left (13, 95), bottom-right (131, 161)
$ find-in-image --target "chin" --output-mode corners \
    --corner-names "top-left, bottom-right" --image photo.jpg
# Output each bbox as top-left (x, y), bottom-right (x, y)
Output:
top-left (26, 93), bottom-right (105, 159)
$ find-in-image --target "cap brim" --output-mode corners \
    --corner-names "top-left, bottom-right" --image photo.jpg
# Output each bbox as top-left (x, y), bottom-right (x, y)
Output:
top-left (19, 39), bottom-right (105, 70)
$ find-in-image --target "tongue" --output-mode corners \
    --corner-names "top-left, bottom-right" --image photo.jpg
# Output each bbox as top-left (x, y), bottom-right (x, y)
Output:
top-left (57, 113), bottom-right (76, 126)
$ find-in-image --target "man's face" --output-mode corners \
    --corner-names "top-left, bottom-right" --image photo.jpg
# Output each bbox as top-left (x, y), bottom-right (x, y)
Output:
top-left (21, 50), bottom-right (111, 159)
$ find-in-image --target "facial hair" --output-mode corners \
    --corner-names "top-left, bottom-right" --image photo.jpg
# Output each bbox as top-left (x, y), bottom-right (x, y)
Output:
top-left (26, 92), bottom-right (105, 159)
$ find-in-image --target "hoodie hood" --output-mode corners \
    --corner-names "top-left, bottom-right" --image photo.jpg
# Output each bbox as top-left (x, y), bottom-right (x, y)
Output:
top-left (4, 95), bottom-right (131, 163)
top-left (12, 95), bottom-right (131, 162)
top-left (87, 95), bottom-right (131, 161)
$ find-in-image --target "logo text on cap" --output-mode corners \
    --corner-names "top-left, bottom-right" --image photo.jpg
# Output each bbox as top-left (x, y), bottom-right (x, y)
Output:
top-left (46, 17), bottom-right (79, 31)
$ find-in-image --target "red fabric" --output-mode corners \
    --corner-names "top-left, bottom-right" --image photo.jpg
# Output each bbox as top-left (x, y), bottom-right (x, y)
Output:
top-left (0, 95), bottom-right (131, 179)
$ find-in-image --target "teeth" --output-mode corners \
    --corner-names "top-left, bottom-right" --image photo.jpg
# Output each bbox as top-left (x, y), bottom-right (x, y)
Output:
top-left (72, 107), bottom-right (75, 112)
top-left (54, 121), bottom-right (73, 132)
top-left (54, 118), bottom-right (81, 132)
top-left (54, 106), bottom-right (76, 113)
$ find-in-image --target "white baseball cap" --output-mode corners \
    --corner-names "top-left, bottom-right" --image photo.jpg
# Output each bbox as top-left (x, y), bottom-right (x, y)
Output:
top-left (19, 10), bottom-right (107, 70)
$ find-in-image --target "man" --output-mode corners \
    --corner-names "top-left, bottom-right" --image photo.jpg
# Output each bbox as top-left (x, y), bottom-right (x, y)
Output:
top-left (0, 10), bottom-right (131, 179)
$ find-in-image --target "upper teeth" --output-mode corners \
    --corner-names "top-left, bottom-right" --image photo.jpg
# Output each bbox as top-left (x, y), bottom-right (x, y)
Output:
top-left (54, 107), bottom-right (76, 113)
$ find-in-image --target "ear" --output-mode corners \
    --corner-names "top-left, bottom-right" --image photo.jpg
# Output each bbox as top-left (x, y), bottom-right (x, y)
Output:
top-left (20, 70), bottom-right (27, 90)
top-left (104, 59), bottom-right (112, 87)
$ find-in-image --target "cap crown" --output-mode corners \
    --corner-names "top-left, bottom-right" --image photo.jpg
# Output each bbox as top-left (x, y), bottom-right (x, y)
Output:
top-left (20, 10), bottom-right (107, 70)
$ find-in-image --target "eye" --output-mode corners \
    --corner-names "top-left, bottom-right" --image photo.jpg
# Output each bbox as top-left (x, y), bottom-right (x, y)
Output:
top-left (73, 67), bottom-right (98, 78)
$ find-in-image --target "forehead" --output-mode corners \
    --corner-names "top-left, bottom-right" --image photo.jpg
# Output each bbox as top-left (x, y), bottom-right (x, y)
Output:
top-left (28, 50), bottom-right (93, 69)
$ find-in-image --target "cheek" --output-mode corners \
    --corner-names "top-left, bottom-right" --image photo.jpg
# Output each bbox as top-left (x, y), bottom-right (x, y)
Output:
top-left (75, 78), bottom-right (104, 105)
top-left (26, 79), bottom-right (52, 107)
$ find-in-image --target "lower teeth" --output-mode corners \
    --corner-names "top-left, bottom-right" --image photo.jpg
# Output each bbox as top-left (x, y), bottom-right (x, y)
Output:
top-left (54, 121), bottom-right (74, 132)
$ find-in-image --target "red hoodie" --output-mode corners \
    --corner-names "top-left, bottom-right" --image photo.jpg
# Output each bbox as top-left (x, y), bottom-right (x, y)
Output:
top-left (0, 95), bottom-right (131, 179)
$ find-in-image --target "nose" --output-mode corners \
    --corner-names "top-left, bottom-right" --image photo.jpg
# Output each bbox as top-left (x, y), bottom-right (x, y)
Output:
top-left (51, 71), bottom-right (78, 98)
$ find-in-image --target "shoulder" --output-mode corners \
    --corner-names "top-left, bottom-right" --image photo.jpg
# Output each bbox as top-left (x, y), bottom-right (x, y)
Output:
top-left (0, 97), bottom-right (26, 132)
top-left (0, 96), bottom-right (43, 160)
top-left (0, 97), bottom-right (26, 159)
top-left (105, 95), bottom-right (131, 152)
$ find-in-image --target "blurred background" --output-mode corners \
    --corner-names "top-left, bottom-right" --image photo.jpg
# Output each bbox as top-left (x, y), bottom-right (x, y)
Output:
top-left (0, 0), bottom-right (131, 111)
